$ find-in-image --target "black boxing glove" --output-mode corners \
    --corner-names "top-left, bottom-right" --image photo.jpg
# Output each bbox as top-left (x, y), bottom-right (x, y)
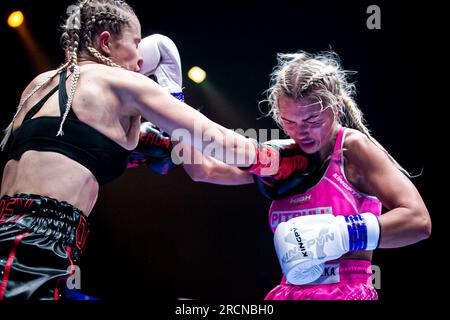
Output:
top-left (128, 122), bottom-right (177, 174)
top-left (253, 140), bottom-right (322, 200)
top-left (240, 139), bottom-right (310, 180)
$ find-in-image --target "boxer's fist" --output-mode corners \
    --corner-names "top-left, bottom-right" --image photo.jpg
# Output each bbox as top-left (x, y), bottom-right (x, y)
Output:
top-left (128, 122), bottom-right (176, 174)
top-left (252, 141), bottom-right (321, 200)
top-left (241, 139), bottom-right (310, 180)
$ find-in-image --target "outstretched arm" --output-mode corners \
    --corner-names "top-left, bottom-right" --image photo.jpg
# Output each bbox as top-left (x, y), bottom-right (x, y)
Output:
top-left (132, 34), bottom-right (252, 183)
top-left (175, 141), bottom-right (253, 185)
top-left (123, 34), bottom-right (310, 182)
top-left (116, 71), bottom-right (255, 167)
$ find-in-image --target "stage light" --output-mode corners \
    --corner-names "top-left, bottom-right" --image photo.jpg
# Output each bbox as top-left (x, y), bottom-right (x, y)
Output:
top-left (188, 66), bottom-right (206, 84)
top-left (8, 11), bottom-right (24, 28)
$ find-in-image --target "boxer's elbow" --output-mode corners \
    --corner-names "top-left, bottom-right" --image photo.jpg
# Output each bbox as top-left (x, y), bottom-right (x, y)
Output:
top-left (418, 212), bottom-right (432, 241)
top-left (410, 205), bottom-right (432, 242)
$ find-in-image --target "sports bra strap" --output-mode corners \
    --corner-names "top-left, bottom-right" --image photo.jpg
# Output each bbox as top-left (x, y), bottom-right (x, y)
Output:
top-left (23, 85), bottom-right (59, 122)
top-left (23, 68), bottom-right (77, 122)
top-left (58, 68), bottom-right (68, 115)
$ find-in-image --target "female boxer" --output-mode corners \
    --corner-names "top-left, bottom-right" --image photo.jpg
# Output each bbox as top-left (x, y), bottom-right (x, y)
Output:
top-left (183, 51), bottom-right (431, 300)
top-left (0, 0), bottom-right (305, 300)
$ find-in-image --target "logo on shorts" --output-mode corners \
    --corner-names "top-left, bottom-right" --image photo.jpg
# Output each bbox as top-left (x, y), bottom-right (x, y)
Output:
top-left (309, 263), bottom-right (341, 285)
top-left (323, 265), bottom-right (337, 277)
top-left (75, 215), bottom-right (89, 252)
top-left (0, 198), bottom-right (34, 224)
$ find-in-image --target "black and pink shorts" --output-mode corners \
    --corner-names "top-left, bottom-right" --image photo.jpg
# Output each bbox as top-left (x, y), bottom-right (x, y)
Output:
top-left (0, 193), bottom-right (89, 300)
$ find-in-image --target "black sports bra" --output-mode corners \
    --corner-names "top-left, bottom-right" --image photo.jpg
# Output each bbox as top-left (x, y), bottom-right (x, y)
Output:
top-left (6, 68), bottom-right (131, 185)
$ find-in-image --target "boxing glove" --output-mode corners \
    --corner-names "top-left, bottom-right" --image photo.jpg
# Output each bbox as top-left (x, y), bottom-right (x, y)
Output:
top-left (128, 122), bottom-right (176, 174)
top-left (274, 213), bottom-right (380, 285)
top-left (252, 140), bottom-right (321, 200)
top-left (241, 139), bottom-right (310, 180)
top-left (139, 34), bottom-right (184, 101)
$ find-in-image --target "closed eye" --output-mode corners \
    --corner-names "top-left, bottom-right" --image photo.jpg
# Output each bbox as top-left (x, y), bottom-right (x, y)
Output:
top-left (281, 117), bottom-right (296, 124)
top-left (306, 120), bottom-right (324, 127)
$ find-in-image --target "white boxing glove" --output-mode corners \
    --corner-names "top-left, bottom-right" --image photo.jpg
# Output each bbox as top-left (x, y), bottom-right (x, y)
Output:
top-left (138, 36), bottom-right (161, 76)
top-left (138, 34), bottom-right (183, 101)
top-left (274, 213), bottom-right (380, 285)
top-left (286, 263), bottom-right (325, 285)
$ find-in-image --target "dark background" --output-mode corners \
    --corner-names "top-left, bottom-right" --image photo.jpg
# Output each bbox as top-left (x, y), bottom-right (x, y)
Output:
top-left (0, 0), bottom-right (443, 306)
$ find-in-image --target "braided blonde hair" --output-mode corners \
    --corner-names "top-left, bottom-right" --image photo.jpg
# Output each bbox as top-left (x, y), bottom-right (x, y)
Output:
top-left (264, 50), bottom-right (413, 177)
top-left (1, 0), bottom-right (135, 149)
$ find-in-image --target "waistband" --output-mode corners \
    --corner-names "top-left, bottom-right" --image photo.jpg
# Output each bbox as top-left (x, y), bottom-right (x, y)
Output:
top-left (0, 193), bottom-right (89, 253)
top-left (1, 193), bottom-right (87, 216)
top-left (282, 259), bottom-right (374, 286)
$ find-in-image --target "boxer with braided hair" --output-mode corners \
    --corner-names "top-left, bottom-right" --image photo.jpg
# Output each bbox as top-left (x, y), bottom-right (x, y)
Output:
top-left (0, 0), bottom-right (310, 300)
top-left (182, 50), bottom-right (431, 300)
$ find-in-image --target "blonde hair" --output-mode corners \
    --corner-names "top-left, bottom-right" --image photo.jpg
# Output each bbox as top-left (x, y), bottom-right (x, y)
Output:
top-left (1, 0), bottom-right (135, 150)
top-left (264, 50), bottom-right (413, 177)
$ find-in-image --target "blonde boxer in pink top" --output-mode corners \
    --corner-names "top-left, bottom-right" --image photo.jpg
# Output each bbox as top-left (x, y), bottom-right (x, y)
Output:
top-left (183, 50), bottom-right (431, 300)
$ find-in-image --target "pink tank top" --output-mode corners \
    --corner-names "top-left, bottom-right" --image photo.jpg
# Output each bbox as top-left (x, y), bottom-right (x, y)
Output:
top-left (269, 127), bottom-right (382, 233)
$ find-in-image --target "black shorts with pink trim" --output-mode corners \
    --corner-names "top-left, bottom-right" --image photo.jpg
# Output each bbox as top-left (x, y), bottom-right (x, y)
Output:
top-left (0, 193), bottom-right (89, 300)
